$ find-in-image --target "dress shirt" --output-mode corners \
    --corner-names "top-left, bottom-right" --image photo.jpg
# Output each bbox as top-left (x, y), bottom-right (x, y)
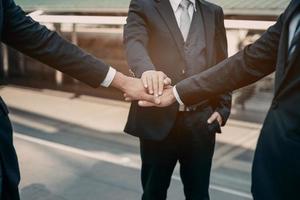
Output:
top-left (288, 12), bottom-right (300, 51)
top-left (169, 0), bottom-right (196, 105)
top-left (173, 12), bottom-right (300, 105)
top-left (100, 67), bottom-right (116, 87)
top-left (169, 0), bottom-right (196, 28)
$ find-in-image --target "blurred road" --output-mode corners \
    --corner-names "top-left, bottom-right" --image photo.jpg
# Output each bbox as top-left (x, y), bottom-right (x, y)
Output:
top-left (1, 86), bottom-right (264, 200)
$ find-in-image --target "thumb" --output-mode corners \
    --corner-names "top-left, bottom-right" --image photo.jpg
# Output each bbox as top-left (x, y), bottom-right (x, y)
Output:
top-left (138, 100), bottom-right (157, 107)
top-left (207, 113), bottom-right (217, 124)
top-left (141, 94), bottom-right (161, 105)
top-left (163, 78), bottom-right (172, 86)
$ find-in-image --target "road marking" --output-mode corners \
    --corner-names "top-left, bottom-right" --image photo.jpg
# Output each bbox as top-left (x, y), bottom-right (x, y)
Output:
top-left (14, 132), bottom-right (253, 199)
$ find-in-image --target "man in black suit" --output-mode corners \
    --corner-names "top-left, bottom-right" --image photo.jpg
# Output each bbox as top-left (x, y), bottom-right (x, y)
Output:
top-left (138, 0), bottom-right (300, 199)
top-left (123, 0), bottom-right (231, 199)
top-left (0, 0), bottom-right (163, 199)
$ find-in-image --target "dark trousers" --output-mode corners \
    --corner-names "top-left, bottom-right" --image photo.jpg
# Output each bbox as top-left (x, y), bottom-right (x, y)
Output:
top-left (0, 98), bottom-right (20, 200)
top-left (140, 111), bottom-right (216, 200)
top-left (0, 160), bottom-right (2, 200)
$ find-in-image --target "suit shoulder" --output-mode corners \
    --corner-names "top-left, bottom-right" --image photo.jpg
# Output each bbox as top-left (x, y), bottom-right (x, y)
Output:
top-left (201, 0), bottom-right (223, 12)
top-left (129, 0), bottom-right (155, 7)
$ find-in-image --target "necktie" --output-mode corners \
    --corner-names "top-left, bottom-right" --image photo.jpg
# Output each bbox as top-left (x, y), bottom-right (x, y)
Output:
top-left (179, 0), bottom-right (192, 42)
top-left (288, 18), bottom-right (300, 58)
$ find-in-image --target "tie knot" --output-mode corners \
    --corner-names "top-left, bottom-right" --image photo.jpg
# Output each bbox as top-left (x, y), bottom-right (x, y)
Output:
top-left (180, 0), bottom-right (192, 9)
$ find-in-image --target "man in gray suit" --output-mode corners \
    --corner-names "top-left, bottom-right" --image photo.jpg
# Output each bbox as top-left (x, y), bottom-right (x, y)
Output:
top-left (0, 0), bottom-right (163, 199)
top-left (123, 0), bottom-right (231, 199)
top-left (136, 0), bottom-right (300, 199)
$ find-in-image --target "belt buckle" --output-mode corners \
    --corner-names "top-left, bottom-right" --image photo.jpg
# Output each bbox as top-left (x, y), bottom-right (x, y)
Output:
top-left (179, 104), bottom-right (196, 112)
top-left (179, 104), bottom-right (186, 112)
top-left (179, 105), bottom-right (192, 112)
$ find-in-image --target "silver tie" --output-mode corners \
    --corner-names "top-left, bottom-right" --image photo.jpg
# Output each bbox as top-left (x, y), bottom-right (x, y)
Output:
top-left (179, 0), bottom-right (192, 42)
top-left (288, 19), bottom-right (300, 58)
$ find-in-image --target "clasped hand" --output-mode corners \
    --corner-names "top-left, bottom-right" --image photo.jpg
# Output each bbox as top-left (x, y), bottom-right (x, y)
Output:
top-left (122, 70), bottom-right (223, 126)
top-left (123, 70), bottom-right (176, 107)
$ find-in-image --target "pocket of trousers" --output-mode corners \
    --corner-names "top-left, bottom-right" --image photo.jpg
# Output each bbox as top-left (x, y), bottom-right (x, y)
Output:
top-left (207, 120), bottom-right (221, 134)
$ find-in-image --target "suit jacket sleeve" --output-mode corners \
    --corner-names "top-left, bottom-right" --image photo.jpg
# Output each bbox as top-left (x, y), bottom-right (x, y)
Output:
top-left (124, 0), bottom-right (155, 78)
top-left (212, 7), bottom-right (232, 126)
top-left (176, 12), bottom-right (284, 106)
top-left (1, 0), bottom-right (110, 88)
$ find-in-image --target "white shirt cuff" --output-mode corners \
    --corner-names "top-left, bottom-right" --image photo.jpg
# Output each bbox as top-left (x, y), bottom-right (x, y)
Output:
top-left (173, 86), bottom-right (184, 105)
top-left (101, 67), bottom-right (117, 87)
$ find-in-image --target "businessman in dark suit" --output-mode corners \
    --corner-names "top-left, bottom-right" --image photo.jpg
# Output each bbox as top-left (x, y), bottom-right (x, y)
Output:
top-left (124, 0), bottom-right (231, 199)
top-left (138, 0), bottom-right (300, 199)
top-left (0, 0), bottom-right (162, 199)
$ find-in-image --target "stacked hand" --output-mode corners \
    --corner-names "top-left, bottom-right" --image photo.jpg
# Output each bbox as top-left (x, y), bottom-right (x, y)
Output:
top-left (122, 70), bottom-right (175, 106)
top-left (117, 70), bottom-right (222, 126)
top-left (111, 72), bottom-right (161, 104)
top-left (141, 70), bottom-right (171, 97)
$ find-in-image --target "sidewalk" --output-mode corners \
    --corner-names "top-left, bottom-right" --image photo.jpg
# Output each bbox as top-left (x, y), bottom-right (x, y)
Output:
top-left (1, 85), bottom-right (262, 132)
top-left (1, 86), bottom-right (262, 200)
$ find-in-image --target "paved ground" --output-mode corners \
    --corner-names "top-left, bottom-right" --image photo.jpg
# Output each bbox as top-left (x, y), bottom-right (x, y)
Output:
top-left (1, 86), bottom-right (265, 200)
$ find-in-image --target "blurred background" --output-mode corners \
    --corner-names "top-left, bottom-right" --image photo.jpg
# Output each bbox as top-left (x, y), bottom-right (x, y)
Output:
top-left (0, 0), bottom-right (290, 200)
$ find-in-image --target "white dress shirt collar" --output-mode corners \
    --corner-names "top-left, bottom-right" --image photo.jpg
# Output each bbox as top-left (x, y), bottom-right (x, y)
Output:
top-left (169, 0), bottom-right (197, 12)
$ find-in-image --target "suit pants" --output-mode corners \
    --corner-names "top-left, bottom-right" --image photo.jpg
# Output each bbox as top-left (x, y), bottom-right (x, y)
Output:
top-left (140, 110), bottom-right (216, 200)
top-left (0, 160), bottom-right (2, 200)
top-left (0, 98), bottom-right (20, 200)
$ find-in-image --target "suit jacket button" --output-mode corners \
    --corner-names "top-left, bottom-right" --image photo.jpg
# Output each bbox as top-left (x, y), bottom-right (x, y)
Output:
top-left (271, 101), bottom-right (279, 110)
top-left (182, 69), bottom-right (186, 74)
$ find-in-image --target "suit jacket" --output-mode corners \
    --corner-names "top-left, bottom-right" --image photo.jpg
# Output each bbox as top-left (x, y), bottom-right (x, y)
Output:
top-left (124, 0), bottom-right (231, 140)
top-left (0, 0), bottom-right (110, 199)
top-left (176, 1), bottom-right (300, 199)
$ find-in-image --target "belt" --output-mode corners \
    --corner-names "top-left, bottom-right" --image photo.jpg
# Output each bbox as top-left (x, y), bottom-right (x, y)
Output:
top-left (178, 100), bottom-right (210, 112)
top-left (179, 105), bottom-right (196, 112)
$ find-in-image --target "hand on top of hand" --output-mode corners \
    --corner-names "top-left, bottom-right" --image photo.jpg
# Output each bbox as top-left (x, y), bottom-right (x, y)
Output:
top-left (123, 70), bottom-right (174, 107)
top-left (137, 86), bottom-right (176, 107)
top-left (112, 72), bottom-right (161, 105)
top-left (141, 70), bottom-right (172, 97)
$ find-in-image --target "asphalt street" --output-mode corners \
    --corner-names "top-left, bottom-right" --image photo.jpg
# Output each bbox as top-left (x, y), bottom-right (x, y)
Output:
top-left (1, 86), bottom-right (264, 200)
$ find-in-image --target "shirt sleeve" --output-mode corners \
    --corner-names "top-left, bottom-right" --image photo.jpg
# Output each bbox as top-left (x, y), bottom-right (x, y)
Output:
top-left (100, 67), bottom-right (117, 87)
top-left (173, 86), bottom-right (184, 105)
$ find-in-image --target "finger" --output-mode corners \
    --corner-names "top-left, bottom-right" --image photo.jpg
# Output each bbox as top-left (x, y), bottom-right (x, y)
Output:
top-left (217, 118), bottom-right (222, 126)
top-left (163, 77), bottom-right (172, 86)
top-left (217, 115), bottom-right (223, 126)
top-left (152, 74), bottom-right (159, 97)
top-left (138, 100), bottom-right (158, 107)
top-left (125, 97), bottom-right (133, 102)
top-left (147, 76), bottom-right (154, 94)
top-left (124, 93), bottom-right (128, 98)
top-left (158, 74), bottom-right (164, 96)
top-left (207, 113), bottom-right (217, 124)
top-left (141, 76), bottom-right (148, 88)
top-left (142, 93), bottom-right (161, 105)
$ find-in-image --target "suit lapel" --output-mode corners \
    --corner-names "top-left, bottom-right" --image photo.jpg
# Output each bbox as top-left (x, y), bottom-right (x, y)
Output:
top-left (154, 0), bottom-right (185, 59)
top-left (198, 0), bottom-right (215, 66)
top-left (274, 0), bottom-right (300, 97)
